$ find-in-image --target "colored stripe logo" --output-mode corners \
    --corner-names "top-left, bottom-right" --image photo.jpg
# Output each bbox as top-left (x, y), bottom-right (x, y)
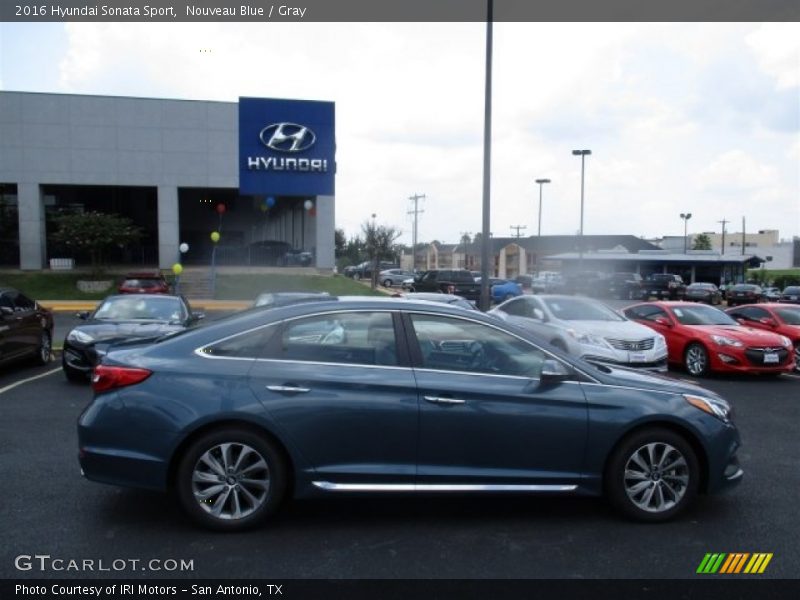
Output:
top-left (697, 553), bottom-right (773, 574)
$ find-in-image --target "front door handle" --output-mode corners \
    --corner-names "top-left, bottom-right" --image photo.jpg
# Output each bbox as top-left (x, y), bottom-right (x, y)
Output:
top-left (424, 395), bottom-right (466, 405)
top-left (267, 385), bottom-right (311, 393)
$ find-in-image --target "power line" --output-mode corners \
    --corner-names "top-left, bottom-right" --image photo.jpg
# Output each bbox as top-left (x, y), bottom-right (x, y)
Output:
top-left (510, 225), bottom-right (527, 239)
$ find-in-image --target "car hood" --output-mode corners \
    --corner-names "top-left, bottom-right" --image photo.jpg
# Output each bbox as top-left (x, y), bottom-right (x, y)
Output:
top-left (692, 324), bottom-right (786, 344)
top-left (565, 319), bottom-right (655, 340)
top-left (587, 363), bottom-right (710, 397)
top-left (69, 320), bottom-right (185, 343)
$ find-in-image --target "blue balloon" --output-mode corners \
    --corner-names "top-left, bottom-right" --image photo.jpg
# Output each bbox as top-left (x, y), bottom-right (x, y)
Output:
top-left (266, 196), bottom-right (276, 208)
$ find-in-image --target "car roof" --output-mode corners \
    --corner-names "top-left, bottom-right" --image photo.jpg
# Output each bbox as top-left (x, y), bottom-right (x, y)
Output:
top-left (101, 293), bottom-right (182, 301)
top-left (123, 271), bottom-right (164, 278)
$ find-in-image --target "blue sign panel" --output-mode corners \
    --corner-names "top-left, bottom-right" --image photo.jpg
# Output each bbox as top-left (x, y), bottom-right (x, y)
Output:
top-left (239, 97), bottom-right (335, 196)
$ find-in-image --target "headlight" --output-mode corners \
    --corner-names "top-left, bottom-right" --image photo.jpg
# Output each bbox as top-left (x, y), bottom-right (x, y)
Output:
top-left (780, 336), bottom-right (792, 348)
top-left (567, 329), bottom-right (609, 348)
top-left (67, 329), bottom-right (94, 344)
top-left (655, 334), bottom-right (667, 348)
top-left (684, 393), bottom-right (731, 423)
top-left (710, 334), bottom-right (743, 347)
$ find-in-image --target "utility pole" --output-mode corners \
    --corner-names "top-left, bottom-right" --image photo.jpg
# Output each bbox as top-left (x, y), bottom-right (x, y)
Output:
top-left (510, 225), bottom-right (527, 239)
top-left (459, 231), bottom-right (471, 269)
top-left (718, 218), bottom-right (728, 255)
top-left (407, 193), bottom-right (425, 270)
top-left (742, 216), bottom-right (746, 255)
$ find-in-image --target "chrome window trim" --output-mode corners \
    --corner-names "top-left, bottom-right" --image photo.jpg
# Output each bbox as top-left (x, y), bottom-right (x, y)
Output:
top-left (312, 481), bottom-right (578, 493)
top-left (251, 356), bottom-right (413, 372)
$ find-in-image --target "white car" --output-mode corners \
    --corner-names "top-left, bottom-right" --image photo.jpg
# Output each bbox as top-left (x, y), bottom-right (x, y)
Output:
top-left (490, 294), bottom-right (668, 372)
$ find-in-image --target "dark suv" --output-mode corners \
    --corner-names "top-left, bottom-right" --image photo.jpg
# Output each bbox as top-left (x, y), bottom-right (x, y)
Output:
top-left (596, 272), bottom-right (644, 300)
top-left (643, 274), bottom-right (686, 300)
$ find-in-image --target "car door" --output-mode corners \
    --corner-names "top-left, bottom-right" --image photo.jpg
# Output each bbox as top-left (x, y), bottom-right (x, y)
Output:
top-left (405, 312), bottom-right (588, 486)
top-left (0, 292), bottom-right (22, 361)
top-left (12, 292), bottom-right (43, 354)
top-left (0, 291), bottom-right (36, 360)
top-left (247, 310), bottom-right (419, 486)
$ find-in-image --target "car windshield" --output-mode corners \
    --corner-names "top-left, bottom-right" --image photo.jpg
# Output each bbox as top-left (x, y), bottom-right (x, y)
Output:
top-left (783, 287), bottom-right (800, 294)
top-left (688, 283), bottom-right (714, 289)
top-left (775, 307), bottom-right (800, 325)
top-left (93, 296), bottom-right (183, 322)
top-left (730, 284), bottom-right (756, 291)
top-left (670, 304), bottom-right (737, 326)
top-left (541, 297), bottom-right (624, 321)
top-left (122, 279), bottom-right (161, 288)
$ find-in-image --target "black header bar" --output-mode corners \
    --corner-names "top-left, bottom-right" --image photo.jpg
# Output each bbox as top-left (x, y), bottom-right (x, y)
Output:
top-left (2, 0), bottom-right (799, 23)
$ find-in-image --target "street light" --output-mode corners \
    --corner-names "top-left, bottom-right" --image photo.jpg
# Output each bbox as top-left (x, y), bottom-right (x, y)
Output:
top-left (680, 213), bottom-right (692, 253)
top-left (535, 178), bottom-right (551, 237)
top-left (572, 150), bottom-right (591, 266)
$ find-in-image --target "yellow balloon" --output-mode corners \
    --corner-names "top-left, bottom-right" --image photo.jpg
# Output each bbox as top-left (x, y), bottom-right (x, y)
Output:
top-left (210, 231), bottom-right (221, 243)
top-left (172, 263), bottom-right (183, 275)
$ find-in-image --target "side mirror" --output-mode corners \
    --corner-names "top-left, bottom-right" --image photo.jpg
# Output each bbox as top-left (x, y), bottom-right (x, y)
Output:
top-left (540, 359), bottom-right (572, 382)
top-left (653, 317), bottom-right (673, 327)
top-left (532, 308), bottom-right (545, 321)
top-left (735, 317), bottom-right (746, 325)
top-left (760, 317), bottom-right (777, 327)
top-left (76, 311), bottom-right (90, 320)
top-left (191, 312), bottom-right (206, 322)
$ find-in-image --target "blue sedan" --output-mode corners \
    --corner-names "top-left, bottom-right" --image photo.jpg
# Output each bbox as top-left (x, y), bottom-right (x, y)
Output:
top-left (78, 297), bottom-right (742, 531)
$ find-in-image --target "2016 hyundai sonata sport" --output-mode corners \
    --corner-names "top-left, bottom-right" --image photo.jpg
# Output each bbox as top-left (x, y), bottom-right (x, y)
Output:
top-left (78, 297), bottom-right (742, 531)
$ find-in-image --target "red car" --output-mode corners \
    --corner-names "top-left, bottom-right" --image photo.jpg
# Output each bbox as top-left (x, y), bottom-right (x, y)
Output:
top-left (726, 303), bottom-right (800, 373)
top-left (118, 272), bottom-right (170, 294)
top-left (623, 301), bottom-right (795, 377)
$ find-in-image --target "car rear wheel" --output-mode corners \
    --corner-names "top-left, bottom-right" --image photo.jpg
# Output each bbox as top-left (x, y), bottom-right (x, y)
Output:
top-left (684, 343), bottom-right (709, 376)
top-left (353, 273), bottom-right (361, 281)
top-left (382, 279), bottom-right (392, 288)
top-left (605, 428), bottom-right (699, 522)
top-left (176, 428), bottom-right (287, 531)
top-left (34, 332), bottom-right (51, 366)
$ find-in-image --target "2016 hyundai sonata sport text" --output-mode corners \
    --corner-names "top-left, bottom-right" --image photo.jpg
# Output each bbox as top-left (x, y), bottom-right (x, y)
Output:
top-left (78, 297), bottom-right (742, 530)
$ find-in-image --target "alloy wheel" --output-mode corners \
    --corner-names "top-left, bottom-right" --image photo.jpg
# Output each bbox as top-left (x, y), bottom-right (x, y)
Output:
top-left (623, 442), bottom-right (689, 513)
top-left (685, 344), bottom-right (708, 376)
top-left (39, 333), bottom-right (51, 364)
top-left (192, 442), bottom-right (271, 520)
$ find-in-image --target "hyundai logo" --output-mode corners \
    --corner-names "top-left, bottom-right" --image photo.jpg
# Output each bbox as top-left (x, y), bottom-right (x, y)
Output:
top-left (259, 123), bottom-right (316, 153)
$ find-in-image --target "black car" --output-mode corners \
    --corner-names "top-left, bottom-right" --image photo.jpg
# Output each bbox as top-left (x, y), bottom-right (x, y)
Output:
top-left (595, 272), bottom-right (644, 300)
top-left (62, 294), bottom-right (203, 382)
top-left (643, 274), bottom-right (686, 300)
top-left (0, 287), bottom-right (53, 368)
top-left (726, 284), bottom-right (764, 307)
top-left (779, 286), bottom-right (800, 304)
top-left (684, 282), bottom-right (722, 305)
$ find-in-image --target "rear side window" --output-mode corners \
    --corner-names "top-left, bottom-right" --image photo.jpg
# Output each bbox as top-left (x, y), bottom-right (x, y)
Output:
top-left (201, 326), bottom-right (276, 359)
top-left (279, 311), bottom-right (398, 367)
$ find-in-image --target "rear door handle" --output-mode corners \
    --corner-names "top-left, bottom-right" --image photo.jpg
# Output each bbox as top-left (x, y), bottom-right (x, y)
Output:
top-left (267, 385), bottom-right (311, 393)
top-left (424, 395), bottom-right (466, 405)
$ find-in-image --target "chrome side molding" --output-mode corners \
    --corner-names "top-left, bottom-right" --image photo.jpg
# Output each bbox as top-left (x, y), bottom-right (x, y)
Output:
top-left (312, 481), bottom-right (577, 492)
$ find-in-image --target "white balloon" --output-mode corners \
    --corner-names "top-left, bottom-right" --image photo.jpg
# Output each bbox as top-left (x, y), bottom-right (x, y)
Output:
top-left (179, 243), bottom-right (189, 253)
top-left (304, 200), bottom-right (313, 210)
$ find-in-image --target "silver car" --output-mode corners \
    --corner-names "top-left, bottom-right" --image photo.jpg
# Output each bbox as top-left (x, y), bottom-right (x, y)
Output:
top-left (379, 269), bottom-right (416, 288)
top-left (490, 295), bottom-right (668, 371)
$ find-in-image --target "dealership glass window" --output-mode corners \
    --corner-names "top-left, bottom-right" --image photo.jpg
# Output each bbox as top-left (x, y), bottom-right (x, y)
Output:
top-left (279, 311), bottom-right (398, 367)
top-left (409, 314), bottom-right (545, 378)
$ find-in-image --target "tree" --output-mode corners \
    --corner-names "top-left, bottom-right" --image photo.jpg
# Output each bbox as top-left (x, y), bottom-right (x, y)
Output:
top-left (51, 211), bottom-right (142, 275)
top-left (361, 220), bottom-right (402, 289)
top-left (692, 233), bottom-right (712, 251)
top-left (334, 228), bottom-right (347, 258)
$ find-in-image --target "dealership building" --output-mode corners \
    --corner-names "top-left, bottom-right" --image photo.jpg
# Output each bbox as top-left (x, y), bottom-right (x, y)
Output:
top-left (0, 91), bottom-right (336, 271)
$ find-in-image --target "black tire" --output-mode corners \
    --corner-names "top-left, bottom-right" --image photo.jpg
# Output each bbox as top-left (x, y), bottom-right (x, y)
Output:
top-left (684, 342), bottom-right (710, 377)
top-left (604, 427), bottom-right (699, 522)
top-left (382, 279), bottom-right (392, 288)
top-left (176, 427), bottom-right (287, 532)
top-left (34, 331), bottom-right (52, 366)
top-left (353, 273), bottom-right (361, 281)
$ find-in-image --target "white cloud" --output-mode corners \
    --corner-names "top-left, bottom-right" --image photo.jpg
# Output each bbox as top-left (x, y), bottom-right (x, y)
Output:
top-left (698, 150), bottom-right (779, 192)
top-left (745, 23), bottom-right (800, 90)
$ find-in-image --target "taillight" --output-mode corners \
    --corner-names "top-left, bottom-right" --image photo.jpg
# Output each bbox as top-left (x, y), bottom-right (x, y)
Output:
top-left (92, 365), bottom-right (152, 393)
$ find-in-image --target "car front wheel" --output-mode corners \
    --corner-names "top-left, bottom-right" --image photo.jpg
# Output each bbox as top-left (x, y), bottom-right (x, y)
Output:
top-left (684, 342), bottom-right (710, 376)
top-left (176, 428), bottom-right (287, 531)
top-left (382, 279), bottom-right (392, 288)
top-left (605, 428), bottom-right (699, 522)
top-left (35, 332), bottom-right (51, 366)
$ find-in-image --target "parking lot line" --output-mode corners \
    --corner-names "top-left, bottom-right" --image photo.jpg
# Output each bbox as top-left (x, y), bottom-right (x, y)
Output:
top-left (0, 367), bottom-right (62, 395)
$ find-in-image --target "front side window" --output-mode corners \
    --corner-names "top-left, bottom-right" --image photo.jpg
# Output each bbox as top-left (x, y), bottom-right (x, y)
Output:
top-left (409, 314), bottom-right (546, 378)
top-left (280, 311), bottom-right (398, 367)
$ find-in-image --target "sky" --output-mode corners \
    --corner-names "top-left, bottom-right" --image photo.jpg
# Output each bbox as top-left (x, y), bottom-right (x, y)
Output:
top-left (1, 20), bottom-right (798, 247)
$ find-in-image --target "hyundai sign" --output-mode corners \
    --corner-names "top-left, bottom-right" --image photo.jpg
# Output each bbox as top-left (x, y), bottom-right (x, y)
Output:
top-left (239, 97), bottom-right (335, 196)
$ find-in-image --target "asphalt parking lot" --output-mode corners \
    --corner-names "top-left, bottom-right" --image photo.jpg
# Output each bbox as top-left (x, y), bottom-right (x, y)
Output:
top-left (1, 337), bottom-right (798, 581)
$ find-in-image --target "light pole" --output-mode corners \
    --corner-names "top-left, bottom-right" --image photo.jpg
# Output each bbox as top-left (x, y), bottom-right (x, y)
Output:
top-left (680, 213), bottom-right (692, 253)
top-left (572, 150), bottom-right (591, 267)
top-left (535, 178), bottom-right (550, 237)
